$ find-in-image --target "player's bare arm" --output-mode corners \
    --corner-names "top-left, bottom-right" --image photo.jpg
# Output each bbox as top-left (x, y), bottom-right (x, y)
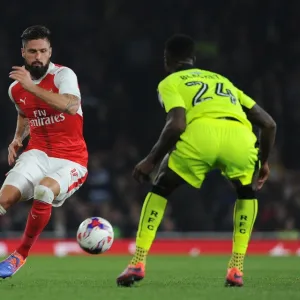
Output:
top-left (14, 112), bottom-right (30, 141)
top-left (133, 107), bottom-right (186, 183)
top-left (246, 104), bottom-right (276, 189)
top-left (9, 66), bottom-right (80, 115)
top-left (147, 107), bottom-right (186, 164)
top-left (29, 86), bottom-right (80, 115)
top-left (63, 94), bottom-right (80, 114)
top-left (246, 104), bottom-right (276, 164)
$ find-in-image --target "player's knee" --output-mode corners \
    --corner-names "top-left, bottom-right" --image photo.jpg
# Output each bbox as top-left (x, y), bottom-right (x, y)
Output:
top-left (152, 171), bottom-right (181, 198)
top-left (235, 184), bottom-right (256, 199)
top-left (34, 185), bottom-right (55, 204)
top-left (151, 184), bottom-right (170, 198)
top-left (151, 173), bottom-right (176, 198)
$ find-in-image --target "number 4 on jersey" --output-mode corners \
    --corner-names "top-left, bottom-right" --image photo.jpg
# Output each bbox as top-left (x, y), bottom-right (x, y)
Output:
top-left (215, 83), bottom-right (237, 104)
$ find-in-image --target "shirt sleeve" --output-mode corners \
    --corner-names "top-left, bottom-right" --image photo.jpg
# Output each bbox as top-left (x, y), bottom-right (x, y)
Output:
top-left (8, 82), bottom-right (15, 102)
top-left (157, 79), bottom-right (185, 113)
top-left (54, 67), bottom-right (81, 99)
top-left (237, 89), bottom-right (256, 109)
top-left (8, 82), bottom-right (25, 115)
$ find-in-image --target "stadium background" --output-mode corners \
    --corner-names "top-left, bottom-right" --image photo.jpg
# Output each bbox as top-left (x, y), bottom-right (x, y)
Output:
top-left (0, 0), bottom-right (299, 245)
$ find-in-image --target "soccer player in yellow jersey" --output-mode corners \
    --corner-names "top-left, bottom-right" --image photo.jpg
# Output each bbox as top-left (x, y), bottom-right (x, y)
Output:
top-left (117, 34), bottom-right (276, 287)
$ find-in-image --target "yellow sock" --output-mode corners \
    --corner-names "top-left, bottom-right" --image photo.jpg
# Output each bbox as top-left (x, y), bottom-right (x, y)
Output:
top-left (228, 199), bottom-right (258, 272)
top-left (130, 192), bottom-right (167, 265)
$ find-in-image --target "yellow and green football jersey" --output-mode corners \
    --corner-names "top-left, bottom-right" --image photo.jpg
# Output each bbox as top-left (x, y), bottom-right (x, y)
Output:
top-left (158, 68), bottom-right (256, 130)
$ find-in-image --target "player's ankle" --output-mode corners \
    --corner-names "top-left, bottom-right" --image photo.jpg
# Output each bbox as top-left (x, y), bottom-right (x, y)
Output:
top-left (15, 247), bottom-right (29, 259)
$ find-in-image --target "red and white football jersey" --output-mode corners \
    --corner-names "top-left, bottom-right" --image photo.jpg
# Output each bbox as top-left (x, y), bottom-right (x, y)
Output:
top-left (8, 62), bottom-right (88, 167)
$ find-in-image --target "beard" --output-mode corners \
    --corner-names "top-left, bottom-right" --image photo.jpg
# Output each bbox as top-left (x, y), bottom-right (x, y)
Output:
top-left (24, 59), bottom-right (50, 80)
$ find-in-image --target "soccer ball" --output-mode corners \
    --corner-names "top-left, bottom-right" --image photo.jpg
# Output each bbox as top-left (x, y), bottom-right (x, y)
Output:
top-left (77, 217), bottom-right (114, 254)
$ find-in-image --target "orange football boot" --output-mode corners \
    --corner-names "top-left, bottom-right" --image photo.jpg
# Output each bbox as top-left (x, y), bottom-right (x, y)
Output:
top-left (116, 262), bottom-right (145, 287)
top-left (225, 267), bottom-right (244, 287)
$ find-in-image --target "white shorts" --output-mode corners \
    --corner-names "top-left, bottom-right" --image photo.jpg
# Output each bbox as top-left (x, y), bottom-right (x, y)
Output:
top-left (3, 149), bottom-right (88, 207)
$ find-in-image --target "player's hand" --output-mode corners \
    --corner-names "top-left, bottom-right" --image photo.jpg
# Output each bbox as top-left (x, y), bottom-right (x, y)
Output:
top-left (8, 138), bottom-right (23, 166)
top-left (9, 66), bottom-right (35, 92)
top-left (256, 162), bottom-right (270, 190)
top-left (132, 157), bottom-right (155, 184)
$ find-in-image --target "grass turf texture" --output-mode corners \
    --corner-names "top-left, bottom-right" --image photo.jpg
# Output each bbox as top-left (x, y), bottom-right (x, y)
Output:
top-left (0, 256), bottom-right (299, 300)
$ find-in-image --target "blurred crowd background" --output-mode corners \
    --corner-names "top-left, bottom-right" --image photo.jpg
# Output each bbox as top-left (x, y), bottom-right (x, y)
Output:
top-left (0, 0), bottom-right (299, 238)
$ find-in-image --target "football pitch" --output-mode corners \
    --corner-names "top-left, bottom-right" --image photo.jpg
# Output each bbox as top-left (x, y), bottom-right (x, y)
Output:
top-left (1, 256), bottom-right (299, 300)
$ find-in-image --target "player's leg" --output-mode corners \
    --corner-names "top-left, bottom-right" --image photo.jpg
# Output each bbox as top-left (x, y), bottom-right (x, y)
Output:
top-left (117, 149), bottom-right (211, 286)
top-left (16, 159), bottom-right (87, 260)
top-left (16, 176), bottom-right (59, 259)
top-left (0, 177), bottom-right (57, 279)
top-left (126, 120), bottom-right (215, 275)
top-left (117, 154), bottom-right (186, 286)
top-left (0, 157), bottom-right (87, 279)
top-left (0, 149), bottom-right (44, 212)
top-left (0, 184), bottom-right (22, 212)
top-left (131, 154), bottom-right (185, 265)
top-left (225, 178), bottom-right (258, 287)
top-left (0, 150), bottom-right (47, 278)
top-left (218, 121), bottom-right (259, 287)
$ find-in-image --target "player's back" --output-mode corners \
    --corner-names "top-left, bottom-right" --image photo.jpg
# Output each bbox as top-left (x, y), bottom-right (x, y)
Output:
top-left (158, 68), bottom-right (254, 130)
top-left (159, 68), bottom-right (258, 188)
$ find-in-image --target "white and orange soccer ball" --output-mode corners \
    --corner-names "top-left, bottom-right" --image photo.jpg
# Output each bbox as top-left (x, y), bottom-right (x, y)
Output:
top-left (77, 217), bottom-right (114, 254)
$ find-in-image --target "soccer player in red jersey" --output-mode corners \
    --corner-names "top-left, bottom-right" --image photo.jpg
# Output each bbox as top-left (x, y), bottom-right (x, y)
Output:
top-left (0, 25), bottom-right (88, 278)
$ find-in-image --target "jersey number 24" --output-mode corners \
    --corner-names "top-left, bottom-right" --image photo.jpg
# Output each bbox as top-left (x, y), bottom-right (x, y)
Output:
top-left (190, 82), bottom-right (237, 106)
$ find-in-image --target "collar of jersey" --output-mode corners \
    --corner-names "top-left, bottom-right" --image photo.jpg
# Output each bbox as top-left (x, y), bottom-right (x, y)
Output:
top-left (174, 64), bottom-right (195, 72)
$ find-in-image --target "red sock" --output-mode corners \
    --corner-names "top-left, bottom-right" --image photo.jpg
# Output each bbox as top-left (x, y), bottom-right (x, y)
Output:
top-left (17, 200), bottom-right (52, 258)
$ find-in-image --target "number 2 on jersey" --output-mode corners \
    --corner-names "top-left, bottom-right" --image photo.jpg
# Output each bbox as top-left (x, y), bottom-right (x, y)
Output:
top-left (192, 82), bottom-right (237, 106)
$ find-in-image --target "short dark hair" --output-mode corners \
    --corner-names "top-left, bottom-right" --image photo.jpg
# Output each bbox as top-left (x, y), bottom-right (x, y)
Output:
top-left (21, 25), bottom-right (51, 46)
top-left (165, 34), bottom-right (195, 61)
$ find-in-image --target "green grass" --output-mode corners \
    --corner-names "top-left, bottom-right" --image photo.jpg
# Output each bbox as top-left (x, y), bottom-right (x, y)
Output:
top-left (0, 256), bottom-right (300, 300)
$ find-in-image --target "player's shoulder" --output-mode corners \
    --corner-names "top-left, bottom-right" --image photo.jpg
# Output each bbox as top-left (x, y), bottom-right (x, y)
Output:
top-left (8, 80), bottom-right (22, 101)
top-left (158, 71), bottom-right (183, 90)
top-left (49, 63), bottom-right (78, 87)
top-left (158, 68), bottom-right (233, 92)
top-left (49, 63), bottom-right (77, 77)
top-left (8, 80), bottom-right (20, 92)
top-left (196, 68), bottom-right (232, 82)
top-left (159, 68), bottom-right (225, 84)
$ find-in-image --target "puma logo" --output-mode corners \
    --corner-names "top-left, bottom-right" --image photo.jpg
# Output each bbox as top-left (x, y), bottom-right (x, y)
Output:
top-left (20, 97), bottom-right (26, 104)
